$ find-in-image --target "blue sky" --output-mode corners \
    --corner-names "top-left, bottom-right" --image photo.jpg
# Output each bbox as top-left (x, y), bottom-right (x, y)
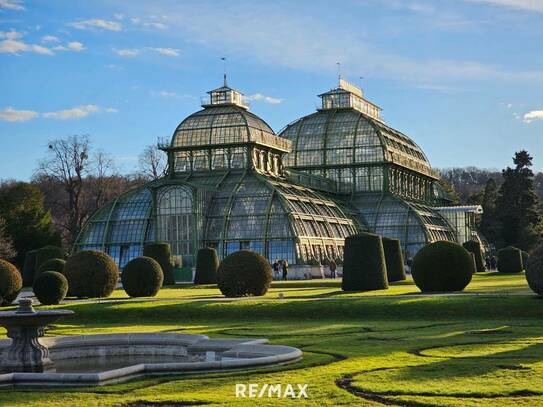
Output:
top-left (1, 0), bottom-right (542, 180)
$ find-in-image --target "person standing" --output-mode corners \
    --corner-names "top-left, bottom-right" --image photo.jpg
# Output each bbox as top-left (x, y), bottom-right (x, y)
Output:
top-left (329, 259), bottom-right (337, 279)
top-left (282, 259), bottom-right (288, 281)
top-left (272, 259), bottom-right (280, 280)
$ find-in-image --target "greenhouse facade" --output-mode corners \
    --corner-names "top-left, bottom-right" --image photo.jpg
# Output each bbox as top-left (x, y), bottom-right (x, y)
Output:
top-left (74, 78), bottom-right (483, 276)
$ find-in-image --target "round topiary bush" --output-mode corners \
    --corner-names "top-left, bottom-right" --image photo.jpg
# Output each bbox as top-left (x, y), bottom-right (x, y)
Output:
top-left (526, 245), bottom-right (543, 295)
top-left (462, 240), bottom-right (485, 272)
top-left (35, 245), bottom-right (64, 271)
top-left (64, 250), bottom-right (119, 298)
top-left (497, 246), bottom-right (523, 273)
top-left (194, 247), bottom-right (219, 284)
top-left (33, 271), bottom-right (68, 305)
top-left (143, 243), bottom-right (175, 285)
top-left (217, 250), bottom-right (272, 297)
top-left (0, 259), bottom-right (22, 306)
top-left (22, 249), bottom-right (38, 287)
top-left (411, 241), bottom-right (474, 292)
top-left (121, 256), bottom-right (163, 297)
top-left (36, 258), bottom-right (66, 278)
top-left (382, 237), bottom-right (406, 283)
top-left (342, 233), bottom-right (388, 291)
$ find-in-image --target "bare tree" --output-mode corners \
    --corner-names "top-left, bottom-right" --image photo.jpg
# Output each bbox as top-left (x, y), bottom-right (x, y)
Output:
top-left (0, 216), bottom-right (16, 261)
top-left (138, 144), bottom-right (167, 180)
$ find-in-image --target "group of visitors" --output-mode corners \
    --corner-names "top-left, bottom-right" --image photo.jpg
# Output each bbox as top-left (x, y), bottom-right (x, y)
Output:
top-left (485, 255), bottom-right (497, 270)
top-left (272, 259), bottom-right (289, 280)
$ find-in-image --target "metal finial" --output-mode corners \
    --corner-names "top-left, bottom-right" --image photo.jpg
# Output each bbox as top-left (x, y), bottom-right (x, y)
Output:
top-left (221, 57), bottom-right (227, 87)
top-left (336, 62), bottom-right (341, 85)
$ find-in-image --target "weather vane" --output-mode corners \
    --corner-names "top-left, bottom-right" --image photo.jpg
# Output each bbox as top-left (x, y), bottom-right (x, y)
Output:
top-left (336, 62), bottom-right (341, 85)
top-left (221, 57), bottom-right (227, 87)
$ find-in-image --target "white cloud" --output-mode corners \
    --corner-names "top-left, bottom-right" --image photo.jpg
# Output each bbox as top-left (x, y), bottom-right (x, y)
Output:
top-left (130, 17), bottom-right (141, 25)
top-left (0, 39), bottom-right (27, 53)
top-left (0, 107), bottom-right (38, 122)
top-left (149, 47), bottom-right (179, 56)
top-left (523, 110), bottom-right (543, 123)
top-left (105, 107), bottom-right (118, 113)
top-left (42, 104), bottom-right (100, 120)
top-left (68, 19), bottom-right (122, 31)
top-left (0, 0), bottom-right (24, 10)
top-left (144, 22), bottom-right (167, 30)
top-left (113, 47), bottom-right (140, 57)
top-left (67, 41), bottom-right (84, 52)
top-left (247, 93), bottom-right (284, 104)
top-left (114, 13), bottom-right (125, 20)
top-left (41, 35), bottom-right (59, 43)
top-left (0, 30), bottom-right (22, 40)
top-left (31, 44), bottom-right (53, 55)
top-left (466, 0), bottom-right (543, 12)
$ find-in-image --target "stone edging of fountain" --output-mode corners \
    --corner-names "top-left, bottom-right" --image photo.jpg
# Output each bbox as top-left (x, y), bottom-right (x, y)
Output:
top-left (0, 333), bottom-right (303, 388)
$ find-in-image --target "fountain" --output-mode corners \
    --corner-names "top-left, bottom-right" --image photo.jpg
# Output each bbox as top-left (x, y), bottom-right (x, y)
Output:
top-left (0, 300), bottom-right (302, 387)
top-left (0, 299), bottom-right (73, 373)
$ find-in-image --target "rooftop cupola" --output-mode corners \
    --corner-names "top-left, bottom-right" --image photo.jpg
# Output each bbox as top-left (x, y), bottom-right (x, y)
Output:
top-left (202, 74), bottom-right (250, 109)
top-left (319, 79), bottom-right (383, 122)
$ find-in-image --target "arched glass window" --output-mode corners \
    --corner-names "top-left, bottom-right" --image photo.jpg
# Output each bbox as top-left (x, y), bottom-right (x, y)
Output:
top-left (157, 186), bottom-right (195, 264)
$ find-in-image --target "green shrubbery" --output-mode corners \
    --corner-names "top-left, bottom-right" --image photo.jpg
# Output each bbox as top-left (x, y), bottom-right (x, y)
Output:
top-left (521, 251), bottom-right (530, 270)
top-left (22, 249), bottom-right (38, 286)
top-left (35, 245), bottom-right (64, 271)
top-left (121, 256), bottom-right (163, 297)
top-left (462, 240), bottom-right (485, 272)
top-left (0, 259), bottom-right (22, 306)
top-left (194, 247), bottom-right (219, 284)
top-left (33, 271), bottom-right (68, 305)
top-left (143, 243), bottom-right (175, 285)
top-left (342, 233), bottom-right (388, 291)
top-left (497, 246), bottom-right (523, 273)
top-left (64, 250), bottom-right (119, 298)
top-left (411, 241), bottom-right (474, 292)
top-left (36, 258), bottom-right (65, 278)
top-left (382, 237), bottom-right (406, 283)
top-left (525, 245), bottom-right (543, 295)
top-left (217, 250), bottom-right (272, 297)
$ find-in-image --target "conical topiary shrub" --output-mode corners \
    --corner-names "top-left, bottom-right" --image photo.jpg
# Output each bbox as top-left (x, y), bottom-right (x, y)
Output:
top-left (194, 247), bottom-right (219, 284)
top-left (411, 241), bottom-right (474, 292)
top-left (0, 259), bottom-right (23, 306)
top-left (462, 240), bottom-right (485, 272)
top-left (497, 246), bottom-right (523, 273)
top-left (341, 233), bottom-right (388, 291)
top-left (143, 243), bottom-right (175, 285)
top-left (381, 237), bottom-right (406, 283)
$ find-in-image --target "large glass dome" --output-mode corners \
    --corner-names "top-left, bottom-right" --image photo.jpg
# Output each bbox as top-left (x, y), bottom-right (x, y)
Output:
top-left (280, 109), bottom-right (433, 177)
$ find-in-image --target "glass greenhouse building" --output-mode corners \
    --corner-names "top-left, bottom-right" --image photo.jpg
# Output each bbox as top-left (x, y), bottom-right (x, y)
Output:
top-left (75, 78), bottom-right (482, 277)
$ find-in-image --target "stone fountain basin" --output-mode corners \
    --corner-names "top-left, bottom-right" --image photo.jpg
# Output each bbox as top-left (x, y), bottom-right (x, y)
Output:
top-left (0, 333), bottom-right (302, 387)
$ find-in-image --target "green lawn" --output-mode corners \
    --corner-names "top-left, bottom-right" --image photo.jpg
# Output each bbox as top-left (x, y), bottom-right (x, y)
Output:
top-left (2, 272), bottom-right (543, 406)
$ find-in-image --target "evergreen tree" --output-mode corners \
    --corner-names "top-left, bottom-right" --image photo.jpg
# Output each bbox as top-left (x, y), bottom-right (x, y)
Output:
top-left (495, 151), bottom-right (542, 250)
top-left (0, 182), bottom-right (60, 267)
top-left (0, 216), bottom-right (16, 260)
top-left (480, 178), bottom-right (500, 246)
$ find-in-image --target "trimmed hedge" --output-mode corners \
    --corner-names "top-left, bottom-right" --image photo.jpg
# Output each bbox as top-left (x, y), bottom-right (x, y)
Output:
top-left (36, 258), bottom-right (65, 278)
top-left (342, 233), bottom-right (388, 291)
top-left (382, 237), bottom-right (406, 283)
top-left (462, 240), bottom-right (485, 272)
top-left (36, 245), bottom-right (64, 271)
top-left (469, 252), bottom-right (477, 273)
top-left (22, 249), bottom-right (38, 287)
top-left (217, 250), bottom-right (272, 297)
top-left (64, 250), bottom-right (119, 298)
top-left (33, 271), bottom-right (68, 305)
top-left (0, 259), bottom-right (22, 306)
top-left (121, 256), bottom-right (163, 297)
top-left (497, 246), bottom-right (523, 273)
top-left (143, 243), bottom-right (175, 285)
top-left (526, 245), bottom-right (543, 295)
top-left (194, 247), bottom-right (219, 284)
top-left (411, 241), bottom-right (474, 292)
